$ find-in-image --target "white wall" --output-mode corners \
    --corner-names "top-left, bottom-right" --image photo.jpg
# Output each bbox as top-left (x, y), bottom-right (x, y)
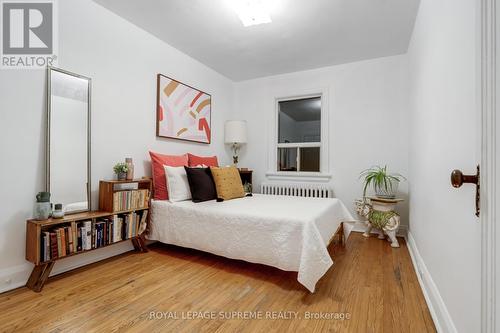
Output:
top-left (407, 0), bottom-right (481, 331)
top-left (234, 55), bottom-right (410, 227)
top-left (0, 0), bottom-right (235, 292)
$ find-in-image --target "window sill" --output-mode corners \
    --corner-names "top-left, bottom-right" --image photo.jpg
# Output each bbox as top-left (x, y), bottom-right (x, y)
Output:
top-left (265, 171), bottom-right (332, 182)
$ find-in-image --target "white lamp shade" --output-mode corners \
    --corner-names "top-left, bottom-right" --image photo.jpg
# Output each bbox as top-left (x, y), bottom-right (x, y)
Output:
top-left (225, 120), bottom-right (247, 144)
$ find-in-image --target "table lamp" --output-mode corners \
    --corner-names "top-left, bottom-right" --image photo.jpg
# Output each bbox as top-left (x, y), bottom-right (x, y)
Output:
top-left (224, 120), bottom-right (247, 166)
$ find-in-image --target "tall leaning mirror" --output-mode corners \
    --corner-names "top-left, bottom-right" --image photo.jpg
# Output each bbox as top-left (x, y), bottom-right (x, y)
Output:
top-left (47, 67), bottom-right (91, 214)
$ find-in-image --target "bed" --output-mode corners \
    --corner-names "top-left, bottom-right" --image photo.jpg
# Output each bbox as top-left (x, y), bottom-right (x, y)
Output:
top-left (147, 194), bottom-right (355, 292)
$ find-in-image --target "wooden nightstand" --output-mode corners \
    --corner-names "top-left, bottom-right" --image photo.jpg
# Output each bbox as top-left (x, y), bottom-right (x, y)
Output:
top-left (238, 169), bottom-right (253, 193)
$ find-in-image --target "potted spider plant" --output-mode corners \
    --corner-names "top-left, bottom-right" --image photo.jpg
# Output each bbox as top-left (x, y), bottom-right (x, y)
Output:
top-left (360, 165), bottom-right (406, 199)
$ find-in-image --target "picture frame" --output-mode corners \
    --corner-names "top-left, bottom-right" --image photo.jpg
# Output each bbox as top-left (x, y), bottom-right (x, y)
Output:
top-left (156, 74), bottom-right (212, 144)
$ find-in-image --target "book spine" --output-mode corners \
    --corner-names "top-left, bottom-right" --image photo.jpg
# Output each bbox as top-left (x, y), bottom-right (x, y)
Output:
top-left (123, 217), bottom-right (126, 240)
top-left (100, 222), bottom-right (103, 246)
top-left (93, 222), bottom-right (97, 248)
top-left (50, 232), bottom-right (58, 259)
top-left (119, 217), bottom-right (124, 241)
top-left (102, 224), bottom-right (105, 246)
top-left (56, 229), bottom-right (62, 257)
top-left (67, 226), bottom-right (73, 254)
top-left (40, 232), bottom-right (46, 262)
top-left (132, 213), bottom-right (137, 237)
top-left (128, 213), bottom-right (132, 239)
top-left (62, 228), bottom-right (67, 256)
top-left (95, 223), bottom-right (99, 248)
top-left (44, 231), bottom-right (50, 261)
top-left (77, 227), bottom-right (82, 252)
top-left (72, 222), bottom-right (77, 253)
top-left (84, 221), bottom-right (92, 250)
top-left (123, 216), bottom-right (127, 240)
top-left (81, 226), bottom-right (86, 251)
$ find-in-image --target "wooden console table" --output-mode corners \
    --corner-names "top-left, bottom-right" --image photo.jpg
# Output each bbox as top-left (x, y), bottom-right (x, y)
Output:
top-left (25, 178), bottom-right (151, 292)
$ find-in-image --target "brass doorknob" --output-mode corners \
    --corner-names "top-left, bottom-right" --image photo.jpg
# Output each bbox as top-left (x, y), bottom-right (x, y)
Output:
top-left (450, 166), bottom-right (480, 217)
top-left (450, 169), bottom-right (478, 188)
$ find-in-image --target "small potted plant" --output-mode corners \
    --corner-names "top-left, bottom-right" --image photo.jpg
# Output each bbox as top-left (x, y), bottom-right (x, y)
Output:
top-left (360, 165), bottom-right (406, 199)
top-left (113, 162), bottom-right (129, 180)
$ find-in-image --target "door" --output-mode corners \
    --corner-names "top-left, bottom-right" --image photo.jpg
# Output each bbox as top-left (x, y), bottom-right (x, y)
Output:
top-left (478, 0), bottom-right (497, 332)
top-left (408, 0), bottom-right (482, 331)
top-left (486, 0), bottom-right (500, 331)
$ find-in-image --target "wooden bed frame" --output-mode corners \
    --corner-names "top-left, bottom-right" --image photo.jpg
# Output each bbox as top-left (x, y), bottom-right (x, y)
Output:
top-left (328, 222), bottom-right (346, 251)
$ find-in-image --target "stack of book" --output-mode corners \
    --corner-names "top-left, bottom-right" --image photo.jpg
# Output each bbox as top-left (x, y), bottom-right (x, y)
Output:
top-left (111, 210), bottom-right (148, 242)
top-left (39, 211), bottom-right (148, 262)
top-left (40, 221), bottom-right (92, 262)
top-left (113, 189), bottom-right (149, 212)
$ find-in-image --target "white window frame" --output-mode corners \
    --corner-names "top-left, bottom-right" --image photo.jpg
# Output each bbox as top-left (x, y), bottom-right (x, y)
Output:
top-left (277, 136), bottom-right (321, 172)
top-left (266, 88), bottom-right (331, 182)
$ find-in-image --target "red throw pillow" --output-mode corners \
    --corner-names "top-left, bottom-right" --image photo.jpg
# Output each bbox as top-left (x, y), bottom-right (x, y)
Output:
top-left (188, 153), bottom-right (219, 167)
top-left (149, 151), bottom-right (188, 200)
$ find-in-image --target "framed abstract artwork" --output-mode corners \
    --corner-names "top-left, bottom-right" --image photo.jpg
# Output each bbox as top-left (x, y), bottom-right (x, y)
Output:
top-left (156, 74), bottom-right (211, 144)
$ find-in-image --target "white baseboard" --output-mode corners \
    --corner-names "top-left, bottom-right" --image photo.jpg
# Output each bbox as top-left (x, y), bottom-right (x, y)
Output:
top-left (0, 263), bottom-right (32, 293)
top-left (406, 232), bottom-right (457, 333)
top-left (0, 241), bottom-right (135, 294)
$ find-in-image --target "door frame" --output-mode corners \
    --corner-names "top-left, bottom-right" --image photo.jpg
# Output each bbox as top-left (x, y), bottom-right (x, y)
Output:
top-left (480, 0), bottom-right (497, 332)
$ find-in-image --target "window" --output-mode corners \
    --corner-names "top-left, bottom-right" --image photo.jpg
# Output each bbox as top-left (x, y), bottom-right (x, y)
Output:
top-left (277, 96), bottom-right (321, 172)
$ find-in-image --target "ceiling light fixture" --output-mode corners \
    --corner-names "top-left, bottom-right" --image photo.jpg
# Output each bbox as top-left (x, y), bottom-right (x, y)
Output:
top-left (231, 0), bottom-right (272, 27)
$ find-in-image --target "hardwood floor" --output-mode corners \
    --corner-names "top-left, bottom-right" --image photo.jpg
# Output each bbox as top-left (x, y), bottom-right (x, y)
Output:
top-left (0, 232), bottom-right (435, 332)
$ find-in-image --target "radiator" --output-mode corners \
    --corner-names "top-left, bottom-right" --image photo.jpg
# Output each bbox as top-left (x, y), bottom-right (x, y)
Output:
top-left (260, 183), bottom-right (333, 198)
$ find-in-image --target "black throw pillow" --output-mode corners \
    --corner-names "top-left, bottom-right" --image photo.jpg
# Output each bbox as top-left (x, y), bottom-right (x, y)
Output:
top-left (184, 167), bottom-right (217, 202)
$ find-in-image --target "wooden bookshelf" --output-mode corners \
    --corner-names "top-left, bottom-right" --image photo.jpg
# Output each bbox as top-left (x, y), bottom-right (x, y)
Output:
top-left (25, 178), bottom-right (152, 292)
top-left (99, 178), bottom-right (152, 212)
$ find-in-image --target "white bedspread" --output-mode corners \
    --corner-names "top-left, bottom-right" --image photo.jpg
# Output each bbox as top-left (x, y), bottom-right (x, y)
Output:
top-left (148, 194), bottom-right (355, 292)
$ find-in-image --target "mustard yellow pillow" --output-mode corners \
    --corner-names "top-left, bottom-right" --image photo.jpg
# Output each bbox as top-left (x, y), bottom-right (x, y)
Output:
top-left (210, 166), bottom-right (245, 201)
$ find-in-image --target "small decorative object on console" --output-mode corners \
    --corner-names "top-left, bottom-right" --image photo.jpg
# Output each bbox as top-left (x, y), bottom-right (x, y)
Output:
top-left (125, 158), bottom-right (134, 180)
top-left (52, 203), bottom-right (64, 219)
top-left (113, 162), bottom-right (129, 180)
top-left (34, 191), bottom-right (51, 220)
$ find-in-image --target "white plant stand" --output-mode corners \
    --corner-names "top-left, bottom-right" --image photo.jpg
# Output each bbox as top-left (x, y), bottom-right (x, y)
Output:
top-left (360, 197), bottom-right (404, 248)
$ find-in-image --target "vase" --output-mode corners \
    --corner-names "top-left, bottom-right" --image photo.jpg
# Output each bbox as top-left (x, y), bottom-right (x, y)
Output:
top-left (52, 203), bottom-right (64, 219)
top-left (34, 202), bottom-right (52, 220)
top-left (117, 172), bottom-right (127, 180)
top-left (125, 158), bottom-right (134, 180)
top-left (36, 191), bottom-right (50, 203)
top-left (374, 180), bottom-right (399, 199)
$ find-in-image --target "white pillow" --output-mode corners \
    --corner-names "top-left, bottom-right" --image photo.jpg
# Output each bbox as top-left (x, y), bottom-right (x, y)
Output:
top-left (164, 165), bottom-right (191, 202)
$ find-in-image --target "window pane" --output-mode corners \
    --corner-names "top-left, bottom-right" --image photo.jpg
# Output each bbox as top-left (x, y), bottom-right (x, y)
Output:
top-left (299, 147), bottom-right (320, 172)
top-left (278, 147), bottom-right (297, 171)
top-left (278, 97), bottom-right (321, 144)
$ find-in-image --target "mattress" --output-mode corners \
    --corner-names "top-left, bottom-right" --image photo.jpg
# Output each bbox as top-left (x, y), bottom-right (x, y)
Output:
top-left (148, 194), bottom-right (355, 292)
